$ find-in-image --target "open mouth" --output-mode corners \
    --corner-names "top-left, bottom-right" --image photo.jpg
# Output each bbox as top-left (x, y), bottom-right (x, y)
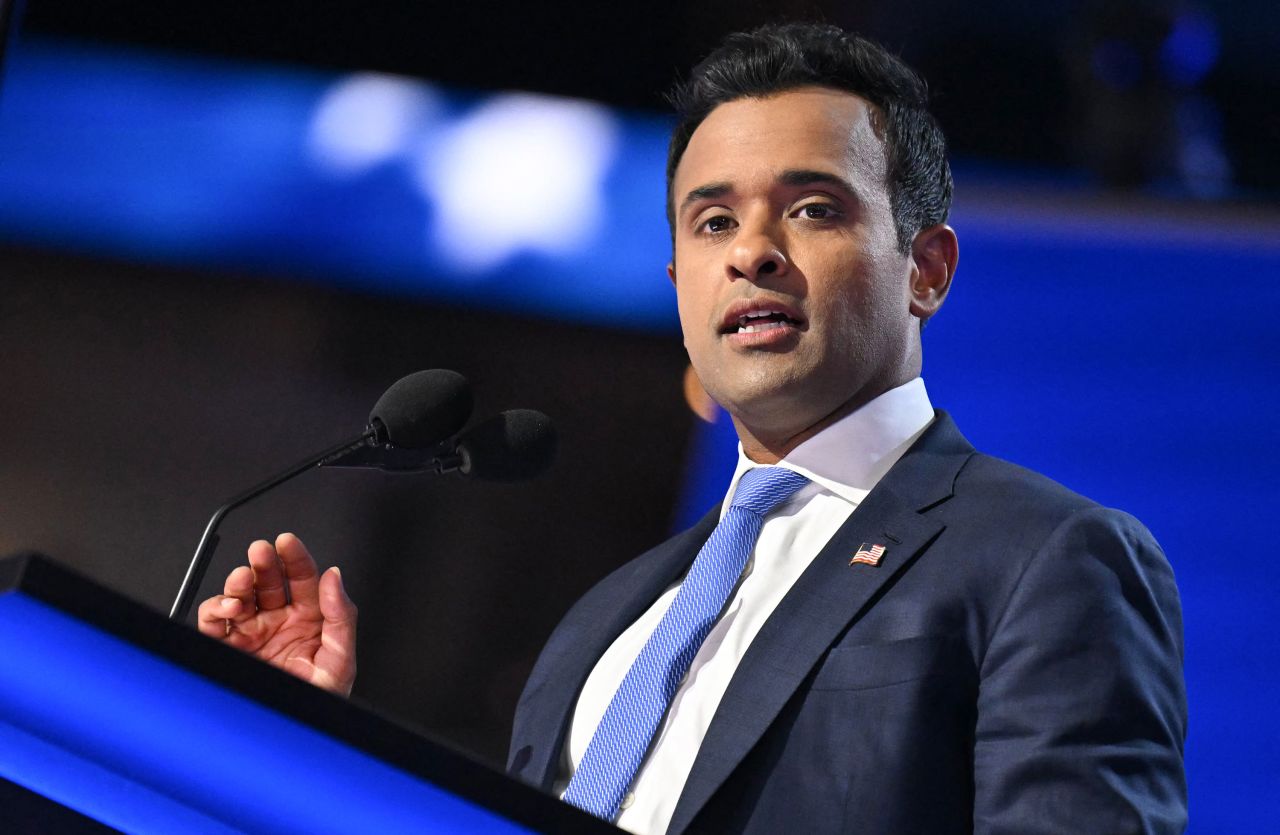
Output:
top-left (736, 311), bottom-right (800, 333)
top-left (722, 309), bottom-right (805, 335)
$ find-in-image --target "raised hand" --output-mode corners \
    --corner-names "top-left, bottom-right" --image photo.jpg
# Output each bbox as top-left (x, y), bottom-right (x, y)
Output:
top-left (197, 533), bottom-right (357, 696)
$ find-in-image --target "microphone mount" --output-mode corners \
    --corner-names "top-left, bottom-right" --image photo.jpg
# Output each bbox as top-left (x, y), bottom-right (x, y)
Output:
top-left (319, 437), bottom-right (463, 475)
top-left (320, 409), bottom-right (555, 482)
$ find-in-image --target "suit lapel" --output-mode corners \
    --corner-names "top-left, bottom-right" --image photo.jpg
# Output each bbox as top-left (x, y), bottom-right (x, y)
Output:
top-left (667, 413), bottom-right (973, 833)
top-left (519, 509), bottom-right (719, 789)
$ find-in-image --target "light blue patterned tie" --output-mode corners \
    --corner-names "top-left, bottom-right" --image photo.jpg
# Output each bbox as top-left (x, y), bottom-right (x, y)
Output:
top-left (562, 465), bottom-right (810, 821)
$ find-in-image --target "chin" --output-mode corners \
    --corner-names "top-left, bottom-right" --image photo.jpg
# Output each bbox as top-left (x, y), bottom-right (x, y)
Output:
top-left (718, 385), bottom-right (820, 430)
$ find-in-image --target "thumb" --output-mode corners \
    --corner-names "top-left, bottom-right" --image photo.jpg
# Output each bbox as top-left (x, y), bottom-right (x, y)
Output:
top-left (316, 566), bottom-right (358, 695)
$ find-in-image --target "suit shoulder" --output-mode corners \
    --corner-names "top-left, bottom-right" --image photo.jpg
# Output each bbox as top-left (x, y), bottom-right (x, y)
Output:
top-left (946, 451), bottom-right (1164, 556)
top-left (954, 451), bottom-right (1097, 522)
top-left (954, 451), bottom-right (1171, 577)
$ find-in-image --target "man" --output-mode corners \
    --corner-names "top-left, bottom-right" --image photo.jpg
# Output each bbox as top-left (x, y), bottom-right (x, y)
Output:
top-left (199, 22), bottom-right (1187, 834)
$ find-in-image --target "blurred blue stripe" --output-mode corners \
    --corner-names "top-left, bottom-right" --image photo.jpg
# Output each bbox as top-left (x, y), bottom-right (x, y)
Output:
top-left (0, 37), bottom-right (677, 329)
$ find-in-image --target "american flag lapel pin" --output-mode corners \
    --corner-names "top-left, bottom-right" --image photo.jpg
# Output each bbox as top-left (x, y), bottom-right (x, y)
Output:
top-left (849, 542), bottom-right (886, 567)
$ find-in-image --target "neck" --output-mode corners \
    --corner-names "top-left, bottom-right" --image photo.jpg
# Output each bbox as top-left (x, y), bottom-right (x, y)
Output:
top-left (729, 349), bottom-right (923, 464)
top-left (732, 387), bottom-right (883, 465)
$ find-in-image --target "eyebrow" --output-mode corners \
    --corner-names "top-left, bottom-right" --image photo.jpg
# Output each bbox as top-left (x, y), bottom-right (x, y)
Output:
top-left (678, 182), bottom-right (732, 219)
top-left (777, 169), bottom-right (860, 198)
top-left (678, 169), bottom-right (861, 220)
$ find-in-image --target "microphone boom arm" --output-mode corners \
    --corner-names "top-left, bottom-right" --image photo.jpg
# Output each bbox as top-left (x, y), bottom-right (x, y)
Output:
top-left (169, 428), bottom-right (380, 621)
top-left (319, 440), bottom-right (463, 474)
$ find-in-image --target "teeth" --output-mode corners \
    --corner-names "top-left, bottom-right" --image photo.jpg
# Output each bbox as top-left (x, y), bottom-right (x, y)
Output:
top-left (738, 321), bottom-right (787, 333)
top-left (736, 310), bottom-right (787, 327)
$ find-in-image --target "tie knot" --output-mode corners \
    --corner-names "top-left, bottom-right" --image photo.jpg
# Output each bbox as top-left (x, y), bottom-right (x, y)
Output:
top-left (730, 466), bottom-right (810, 516)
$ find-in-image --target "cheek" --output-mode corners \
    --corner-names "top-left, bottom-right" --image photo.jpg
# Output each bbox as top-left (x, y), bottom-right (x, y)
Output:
top-left (675, 292), bottom-right (717, 375)
top-left (817, 259), bottom-right (876, 331)
top-left (824, 294), bottom-right (872, 369)
top-left (810, 264), bottom-right (888, 367)
top-left (675, 288), bottom-right (706, 344)
top-left (674, 264), bottom-right (722, 331)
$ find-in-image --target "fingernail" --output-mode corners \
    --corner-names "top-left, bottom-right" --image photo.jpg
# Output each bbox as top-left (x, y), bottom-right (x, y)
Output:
top-left (221, 598), bottom-right (236, 610)
top-left (331, 566), bottom-right (342, 578)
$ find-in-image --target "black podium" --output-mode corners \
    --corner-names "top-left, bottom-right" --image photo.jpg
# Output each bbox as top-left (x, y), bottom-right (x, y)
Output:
top-left (0, 553), bottom-right (615, 833)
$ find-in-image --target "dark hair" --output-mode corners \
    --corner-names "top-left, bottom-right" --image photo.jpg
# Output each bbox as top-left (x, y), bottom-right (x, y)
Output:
top-left (666, 23), bottom-right (953, 253)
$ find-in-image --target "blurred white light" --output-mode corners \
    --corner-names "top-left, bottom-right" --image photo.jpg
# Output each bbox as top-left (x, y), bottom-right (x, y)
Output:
top-left (307, 73), bottom-right (440, 175)
top-left (414, 93), bottom-right (619, 272)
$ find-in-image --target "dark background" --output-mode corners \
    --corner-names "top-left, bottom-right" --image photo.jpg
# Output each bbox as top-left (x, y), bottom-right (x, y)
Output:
top-left (23, 0), bottom-right (1280, 195)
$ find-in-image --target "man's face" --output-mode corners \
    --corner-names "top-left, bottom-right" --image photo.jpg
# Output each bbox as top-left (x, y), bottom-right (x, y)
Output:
top-left (669, 87), bottom-right (921, 448)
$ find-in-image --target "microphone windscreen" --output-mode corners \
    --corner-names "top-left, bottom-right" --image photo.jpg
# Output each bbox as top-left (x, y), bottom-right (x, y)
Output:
top-left (457, 409), bottom-right (556, 481)
top-left (369, 370), bottom-right (473, 449)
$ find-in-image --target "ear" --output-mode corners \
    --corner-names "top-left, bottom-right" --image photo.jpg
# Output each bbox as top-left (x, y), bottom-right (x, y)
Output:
top-left (667, 261), bottom-right (677, 287)
top-left (908, 224), bottom-right (957, 322)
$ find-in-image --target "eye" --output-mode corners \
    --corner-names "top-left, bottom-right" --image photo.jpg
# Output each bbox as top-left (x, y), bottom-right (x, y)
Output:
top-left (794, 202), bottom-right (841, 221)
top-left (698, 214), bottom-right (736, 236)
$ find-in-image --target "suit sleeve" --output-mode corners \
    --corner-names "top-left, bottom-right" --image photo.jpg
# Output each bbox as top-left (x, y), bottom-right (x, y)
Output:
top-left (973, 506), bottom-right (1187, 834)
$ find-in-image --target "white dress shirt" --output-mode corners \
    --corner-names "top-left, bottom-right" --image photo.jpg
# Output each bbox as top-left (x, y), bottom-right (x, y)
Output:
top-left (557, 378), bottom-right (936, 834)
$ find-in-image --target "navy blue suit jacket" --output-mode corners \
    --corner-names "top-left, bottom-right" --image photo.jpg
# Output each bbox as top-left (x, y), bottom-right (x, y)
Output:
top-left (508, 414), bottom-right (1187, 833)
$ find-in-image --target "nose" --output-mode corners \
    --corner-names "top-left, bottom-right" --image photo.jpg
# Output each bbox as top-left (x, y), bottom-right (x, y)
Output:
top-left (726, 224), bottom-right (788, 282)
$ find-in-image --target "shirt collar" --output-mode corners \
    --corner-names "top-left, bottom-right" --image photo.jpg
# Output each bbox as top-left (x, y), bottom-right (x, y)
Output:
top-left (721, 377), bottom-right (936, 512)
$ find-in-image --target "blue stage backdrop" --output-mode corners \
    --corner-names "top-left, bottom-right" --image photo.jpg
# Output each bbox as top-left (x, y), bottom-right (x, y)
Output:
top-left (1, 36), bottom-right (1276, 831)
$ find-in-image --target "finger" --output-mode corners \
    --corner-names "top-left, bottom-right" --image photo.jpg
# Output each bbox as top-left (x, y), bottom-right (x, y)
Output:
top-left (275, 532), bottom-right (321, 611)
top-left (196, 570), bottom-right (252, 638)
top-left (200, 568), bottom-right (256, 640)
top-left (217, 565), bottom-right (261, 643)
top-left (246, 539), bottom-right (288, 611)
top-left (197, 594), bottom-right (238, 638)
top-left (315, 566), bottom-right (358, 696)
top-left (197, 581), bottom-right (252, 640)
top-left (222, 560), bottom-right (257, 607)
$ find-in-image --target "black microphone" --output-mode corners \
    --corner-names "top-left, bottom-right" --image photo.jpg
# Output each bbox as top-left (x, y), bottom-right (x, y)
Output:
top-left (456, 409), bottom-right (557, 481)
top-left (369, 370), bottom-right (472, 448)
top-left (169, 369), bottom-right (472, 621)
top-left (320, 409), bottom-right (557, 482)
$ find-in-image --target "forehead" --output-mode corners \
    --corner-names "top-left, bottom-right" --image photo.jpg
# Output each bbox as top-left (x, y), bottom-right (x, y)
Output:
top-left (674, 86), bottom-right (888, 202)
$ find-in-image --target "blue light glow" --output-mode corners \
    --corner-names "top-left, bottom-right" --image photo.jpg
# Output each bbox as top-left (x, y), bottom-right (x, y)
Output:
top-left (0, 38), bottom-right (675, 329)
top-left (1161, 11), bottom-right (1220, 87)
top-left (0, 593), bottom-right (532, 833)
